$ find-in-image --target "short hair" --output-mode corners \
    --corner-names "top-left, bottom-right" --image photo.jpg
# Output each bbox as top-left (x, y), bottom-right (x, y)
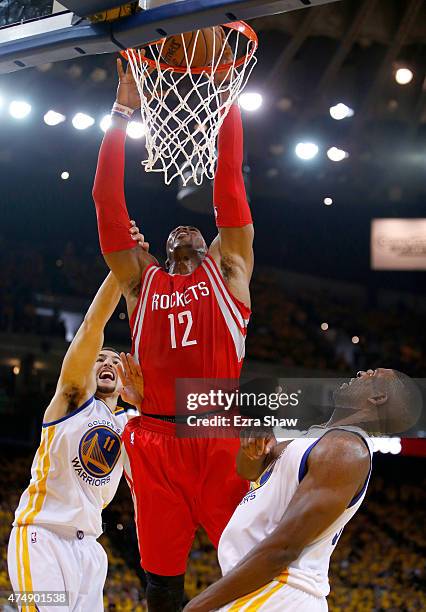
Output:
top-left (100, 346), bottom-right (121, 357)
top-left (379, 370), bottom-right (423, 433)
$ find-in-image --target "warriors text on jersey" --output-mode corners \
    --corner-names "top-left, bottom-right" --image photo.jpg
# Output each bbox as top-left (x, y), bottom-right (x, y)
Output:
top-left (130, 254), bottom-right (251, 415)
top-left (13, 397), bottom-right (127, 538)
top-left (218, 427), bottom-right (373, 598)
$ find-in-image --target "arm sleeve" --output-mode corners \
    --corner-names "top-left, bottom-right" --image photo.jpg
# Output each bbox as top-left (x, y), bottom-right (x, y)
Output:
top-left (213, 104), bottom-right (253, 228)
top-left (92, 127), bottom-right (137, 254)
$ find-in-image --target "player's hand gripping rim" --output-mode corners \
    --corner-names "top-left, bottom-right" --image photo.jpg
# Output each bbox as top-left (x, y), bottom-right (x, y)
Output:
top-left (119, 50), bottom-right (170, 103)
top-left (116, 58), bottom-right (141, 111)
top-left (214, 27), bottom-right (235, 88)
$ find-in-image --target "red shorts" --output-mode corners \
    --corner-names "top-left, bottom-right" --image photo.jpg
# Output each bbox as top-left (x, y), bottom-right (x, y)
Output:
top-left (123, 415), bottom-right (248, 576)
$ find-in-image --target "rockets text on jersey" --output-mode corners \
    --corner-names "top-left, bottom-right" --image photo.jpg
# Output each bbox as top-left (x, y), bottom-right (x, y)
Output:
top-left (130, 255), bottom-right (251, 415)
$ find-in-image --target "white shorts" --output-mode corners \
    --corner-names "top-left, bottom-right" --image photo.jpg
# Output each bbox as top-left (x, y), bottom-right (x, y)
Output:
top-left (8, 525), bottom-right (107, 612)
top-left (217, 580), bottom-right (328, 611)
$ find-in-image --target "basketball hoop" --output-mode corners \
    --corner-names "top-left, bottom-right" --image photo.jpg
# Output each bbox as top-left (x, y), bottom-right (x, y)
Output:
top-left (121, 22), bottom-right (258, 186)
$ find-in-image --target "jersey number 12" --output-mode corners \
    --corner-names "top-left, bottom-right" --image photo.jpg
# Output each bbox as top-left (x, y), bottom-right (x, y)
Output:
top-left (168, 311), bottom-right (197, 349)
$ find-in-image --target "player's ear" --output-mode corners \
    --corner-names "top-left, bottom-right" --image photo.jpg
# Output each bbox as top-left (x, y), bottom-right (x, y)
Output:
top-left (367, 392), bottom-right (388, 406)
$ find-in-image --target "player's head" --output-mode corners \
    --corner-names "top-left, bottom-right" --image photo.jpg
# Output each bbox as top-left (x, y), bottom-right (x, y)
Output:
top-left (94, 347), bottom-right (123, 398)
top-left (332, 368), bottom-right (421, 434)
top-left (165, 226), bottom-right (208, 273)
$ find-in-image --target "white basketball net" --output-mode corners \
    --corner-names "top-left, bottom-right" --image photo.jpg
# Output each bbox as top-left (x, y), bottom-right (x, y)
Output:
top-left (126, 25), bottom-right (257, 186)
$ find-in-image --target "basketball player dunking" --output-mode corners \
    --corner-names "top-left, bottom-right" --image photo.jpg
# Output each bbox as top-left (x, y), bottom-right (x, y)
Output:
top-left (7, 273), bottom-right (144, 611)
top-left (183, 368), bottom-right (420, 611)
top-left (92, 57), bottom-right (253, 610)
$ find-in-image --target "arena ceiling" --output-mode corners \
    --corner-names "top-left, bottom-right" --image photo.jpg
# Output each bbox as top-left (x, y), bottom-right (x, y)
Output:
top-left (0, 0), bottom-right (425, 287)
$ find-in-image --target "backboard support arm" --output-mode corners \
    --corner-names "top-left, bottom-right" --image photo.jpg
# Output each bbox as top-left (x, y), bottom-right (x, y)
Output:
top-left (0, 0), bottom-right (341, 74)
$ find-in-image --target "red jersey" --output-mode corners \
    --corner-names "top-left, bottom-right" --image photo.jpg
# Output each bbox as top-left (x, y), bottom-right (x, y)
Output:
top-left (130, 254), bottom-right (251, 415)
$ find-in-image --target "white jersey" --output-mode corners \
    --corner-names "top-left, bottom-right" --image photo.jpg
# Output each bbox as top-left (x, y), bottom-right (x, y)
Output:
top-left (218, 427), bottom-right (373, 598)
top-left (13, 396), bottom-right (127, 538)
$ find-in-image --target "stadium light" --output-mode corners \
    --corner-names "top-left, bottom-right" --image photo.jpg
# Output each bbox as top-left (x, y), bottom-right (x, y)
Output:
top-left (127, 121), bottom-right (146, 139)
top-left (372, 437), bottom-right (402, 455)
top-left (295, 142), bottom-right (319, 161)
top-left (327, 147), bottom-right (348, 162)
top-left (323, 197), bottom-right (333, 206)
top-left (100, 114), bottom-right (112, 132)
top-left (72, 112), bottom-right (95, 130)
top-left (61, 171), bottom-right (70, 180)
top-left (239, 92), bottom-right (263, 112)
top-left (352, 336), bottom-right (360, 344)
top-left (321, 322), bottom-right (329, 331)
top-left (44, 110), bottom-right (66, 126)
top-left (9, 100), bottom-right (32, 119)
top-left (329, 103), bottom-right (354, 120)
top-left (395, 67), bottom-right (413, 85)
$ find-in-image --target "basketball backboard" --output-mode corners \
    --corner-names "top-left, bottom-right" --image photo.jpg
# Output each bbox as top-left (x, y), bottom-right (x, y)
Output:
top-left (0, 0), bottom-right (341, 74)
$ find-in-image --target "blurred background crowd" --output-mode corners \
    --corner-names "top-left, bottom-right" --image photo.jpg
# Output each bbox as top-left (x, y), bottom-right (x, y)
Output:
top-left (0, 451), bottom-right (424, 611)
top-left (1, 238), bottom-right (425, 377)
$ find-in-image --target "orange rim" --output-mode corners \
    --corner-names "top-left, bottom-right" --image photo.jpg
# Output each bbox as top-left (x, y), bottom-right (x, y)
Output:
top-left (120, 21), bottom-right (258, 74)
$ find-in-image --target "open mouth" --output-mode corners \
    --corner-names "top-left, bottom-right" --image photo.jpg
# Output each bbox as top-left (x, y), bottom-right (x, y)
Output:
top-left (340, 370), bottom-right (376, 390)
top-left (340, 378), bottom-right (355, 389)
top-left (99, 370), bottom-right (115, 382)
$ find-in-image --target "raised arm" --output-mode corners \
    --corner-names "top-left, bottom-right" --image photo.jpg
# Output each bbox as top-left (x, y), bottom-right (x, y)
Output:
top-left (184, 431), bottom-right (370, 611)
top-left (92, 59), bottom-right (154, 315)
top-left (44, 273), bottom-right (122, 423)
top-left (209, 102), bottom-right (254, 308)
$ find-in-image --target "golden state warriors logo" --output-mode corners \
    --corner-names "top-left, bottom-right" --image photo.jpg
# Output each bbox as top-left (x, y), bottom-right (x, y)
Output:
top-left (78, 426), bottom-right (121, 477)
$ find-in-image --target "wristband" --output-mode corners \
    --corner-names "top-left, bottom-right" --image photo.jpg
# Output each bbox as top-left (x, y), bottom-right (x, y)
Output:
top-left (112, 102), bottom-right (134, 121)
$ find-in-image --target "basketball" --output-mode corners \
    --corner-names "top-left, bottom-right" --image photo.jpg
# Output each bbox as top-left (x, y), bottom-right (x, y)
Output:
top-left (160, 27), bottom-right (224, 68)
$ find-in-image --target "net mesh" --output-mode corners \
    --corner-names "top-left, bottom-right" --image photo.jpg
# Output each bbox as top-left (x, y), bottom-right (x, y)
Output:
top-left (126, 24), bottom-right (257, 186)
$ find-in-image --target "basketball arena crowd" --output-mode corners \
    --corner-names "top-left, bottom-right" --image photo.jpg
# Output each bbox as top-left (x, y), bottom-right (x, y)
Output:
top-left (0, 451), bottom-right (424, 611)
top-left (0, 237), bottom-right (425, 376)
top-left (0, 233), bottom-right (425, 611)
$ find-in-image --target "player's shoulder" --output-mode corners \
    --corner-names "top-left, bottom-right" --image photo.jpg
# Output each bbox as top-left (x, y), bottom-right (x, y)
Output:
top-left (140, 252), bottom-right (160, 270)
top-left (310, 429), bottom-right (371, 470)
top-left (139, 255), bottom-right (163, 280)
top-left (43, 394), bottom-right (95, 428)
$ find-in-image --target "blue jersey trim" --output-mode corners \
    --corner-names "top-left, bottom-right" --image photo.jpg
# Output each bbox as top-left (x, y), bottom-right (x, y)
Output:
top-left (114, 409), bottom-right (126, 416)
top-left (298, 429), bottom-right (372, 508)
top-left (347, 435), bottom-right (372, 508)
top-left (42, 396), bottom-right (94, 428)
top-left (298, 438), bottom-right (322, 483)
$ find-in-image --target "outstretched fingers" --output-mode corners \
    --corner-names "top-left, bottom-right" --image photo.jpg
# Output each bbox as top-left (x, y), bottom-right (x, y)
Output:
top-left (117, 352), bottom-right (128, 385)
top-left (117, 57), bottom-right (125, 80)
top-left (125, 353), bottom-right (139, 378)
top-left (129, 220), bottom-right (149, 251)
